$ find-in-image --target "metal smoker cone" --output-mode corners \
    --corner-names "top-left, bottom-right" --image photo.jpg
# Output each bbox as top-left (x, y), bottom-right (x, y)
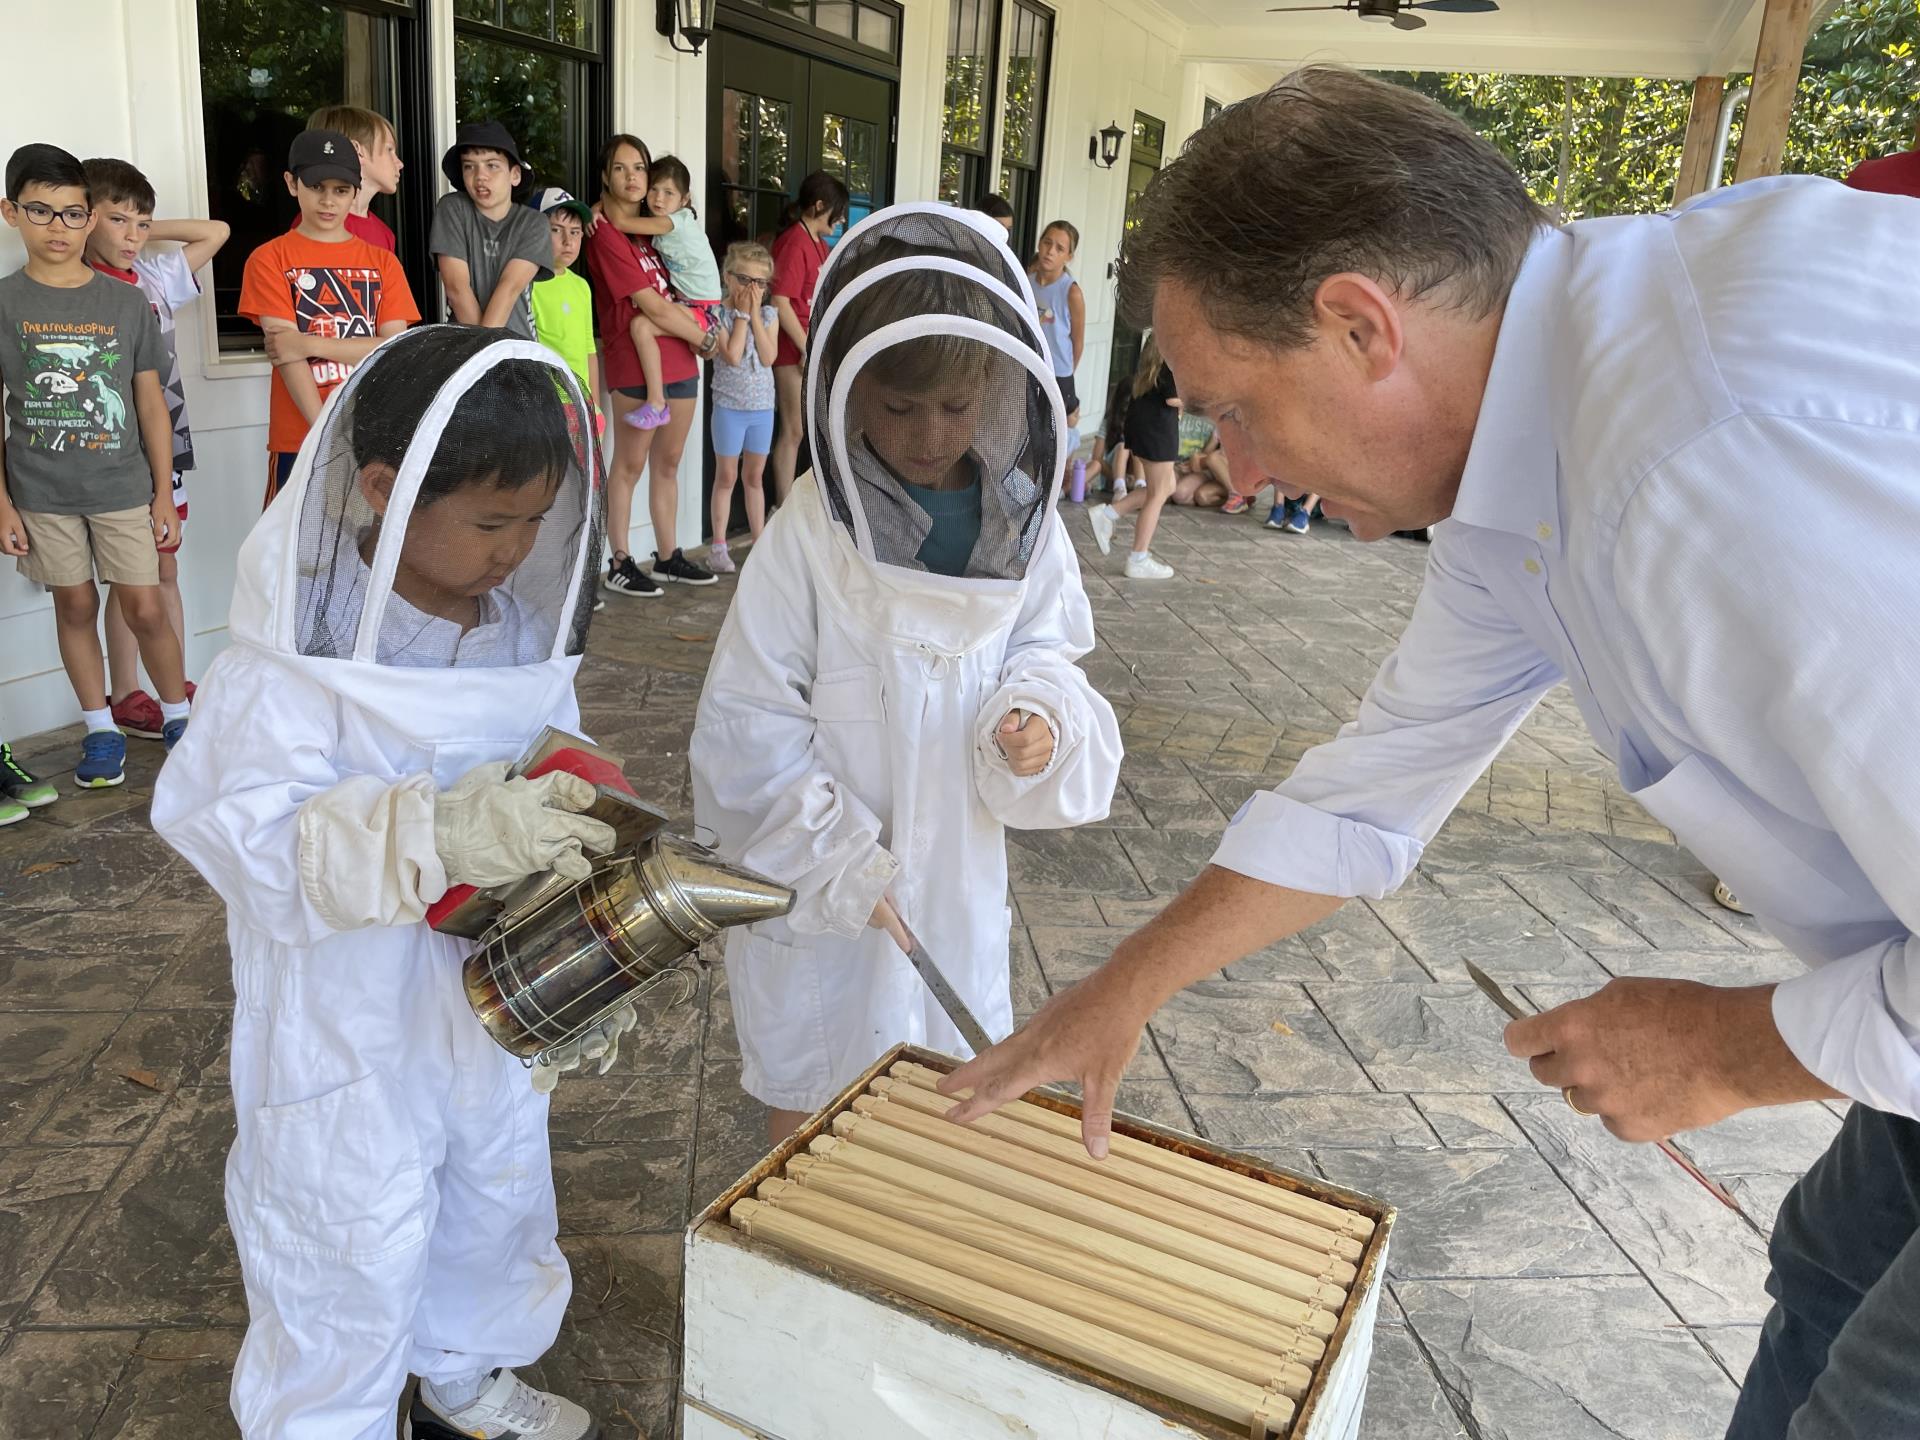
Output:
top-left (640, 838), bottom-right (796, 941)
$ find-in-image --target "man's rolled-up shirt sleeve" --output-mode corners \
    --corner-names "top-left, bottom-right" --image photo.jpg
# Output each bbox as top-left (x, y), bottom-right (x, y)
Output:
top-left (1212, 524), bottom-right (1564, 898)
top-left (1773, 943), bottom-right (1920, 1119)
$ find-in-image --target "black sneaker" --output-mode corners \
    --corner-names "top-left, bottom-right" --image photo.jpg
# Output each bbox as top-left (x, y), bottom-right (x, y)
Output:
top-left (653, 549), bottom-right (717, 586)
top-left (600, 553), bottom-right (661, 598)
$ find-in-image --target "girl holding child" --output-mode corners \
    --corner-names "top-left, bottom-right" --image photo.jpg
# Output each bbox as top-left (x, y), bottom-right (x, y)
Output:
top-left (585, 133), bottom-right (717, 595)
top-left (591, 155), bottom-right (725, 432)
top-left (692, 205), bottom-right (1122, 1142)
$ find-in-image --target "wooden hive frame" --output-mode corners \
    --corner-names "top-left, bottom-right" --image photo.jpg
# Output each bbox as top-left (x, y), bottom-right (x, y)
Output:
top-left (687, 1044), bottom-right (1396, 1440)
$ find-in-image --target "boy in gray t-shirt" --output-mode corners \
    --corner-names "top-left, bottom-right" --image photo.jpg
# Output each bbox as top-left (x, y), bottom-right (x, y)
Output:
top-left (0, 143), bottom-right (191, 785)
top-left (429, 121), bottom-right (552, 339)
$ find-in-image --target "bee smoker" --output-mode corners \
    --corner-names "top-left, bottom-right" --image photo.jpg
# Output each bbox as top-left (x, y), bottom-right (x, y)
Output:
top-left (432, 728), bottom-right (792, 1071)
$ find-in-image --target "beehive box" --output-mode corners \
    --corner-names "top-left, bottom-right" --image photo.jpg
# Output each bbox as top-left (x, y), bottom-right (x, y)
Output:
top-left (683, 1045), bottom-right (1394, 1440)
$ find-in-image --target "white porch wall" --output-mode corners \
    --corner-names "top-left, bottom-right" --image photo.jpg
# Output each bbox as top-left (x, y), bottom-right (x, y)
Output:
top-left (0, 0), bottom-right (1249, 735)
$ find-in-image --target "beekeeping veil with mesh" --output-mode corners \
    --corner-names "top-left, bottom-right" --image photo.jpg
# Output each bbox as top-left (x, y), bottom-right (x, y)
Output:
top-left (805, 205), bottom-right (1067, 584)
top-left (256, 325), bottom-right (599, 669)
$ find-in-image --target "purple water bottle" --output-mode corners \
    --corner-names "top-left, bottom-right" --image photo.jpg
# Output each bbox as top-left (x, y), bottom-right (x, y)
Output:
top-left (1068, 458), bottom-right (1087, 504)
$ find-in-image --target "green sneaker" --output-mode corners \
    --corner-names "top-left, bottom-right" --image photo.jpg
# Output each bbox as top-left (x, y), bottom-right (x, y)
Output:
top-left (0, 744), bottom-right (58, 810)
top-left (0, 793), bottom-right (24, 827)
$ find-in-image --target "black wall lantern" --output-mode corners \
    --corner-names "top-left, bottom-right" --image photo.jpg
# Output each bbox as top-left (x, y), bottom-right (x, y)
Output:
top-left (1090, 121), bottom-right (1126, 169)
top-left (658, 0), bottom-right (716, 54)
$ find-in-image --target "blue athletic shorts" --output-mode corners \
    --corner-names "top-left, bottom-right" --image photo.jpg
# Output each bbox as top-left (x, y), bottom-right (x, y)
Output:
top-left (711, 405), bottom-right (776, 458)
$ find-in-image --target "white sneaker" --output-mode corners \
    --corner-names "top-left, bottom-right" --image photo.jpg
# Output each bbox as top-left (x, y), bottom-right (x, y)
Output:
top-left (1124, 551), bottom-right (1175, 580)
top-left (1089, 503), bottom-right (1118, 556)
top-left (411, 1369), bottom-right (600, 1439)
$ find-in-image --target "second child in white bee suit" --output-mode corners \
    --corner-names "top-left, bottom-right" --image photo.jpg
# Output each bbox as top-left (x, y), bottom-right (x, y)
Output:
top-left (152, 326), bottom-right (626, 1440)
top-left (691, 205), bottom-right (1123, 1141)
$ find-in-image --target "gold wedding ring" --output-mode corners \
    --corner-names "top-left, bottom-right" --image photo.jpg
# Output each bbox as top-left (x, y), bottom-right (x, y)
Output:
top-left (1562, 1086), bottom-right (1594, 1117)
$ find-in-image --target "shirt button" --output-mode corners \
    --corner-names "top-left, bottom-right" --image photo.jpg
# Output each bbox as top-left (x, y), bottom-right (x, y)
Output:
top-left (1524, 558), bottom-right (1542, 576)
top-left (1537, 522), bottom-right (1553, 541)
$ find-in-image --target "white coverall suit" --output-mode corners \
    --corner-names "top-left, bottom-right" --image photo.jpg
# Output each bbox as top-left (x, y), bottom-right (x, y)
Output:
top-left (692, 205), bottom-right (1124, 1110)
top-left (152, 331), bottom-right (602, 1439)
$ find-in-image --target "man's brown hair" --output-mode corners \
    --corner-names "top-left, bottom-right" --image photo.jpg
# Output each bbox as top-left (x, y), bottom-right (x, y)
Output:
top-left (1118, 66), bottom-right (1548, 349)
top-left (307, 104), bottom-right (396, 157)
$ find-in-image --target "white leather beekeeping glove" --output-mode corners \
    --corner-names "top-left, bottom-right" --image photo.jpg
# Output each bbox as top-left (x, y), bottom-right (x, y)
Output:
top-left (529, 1003), bottom-right (640, 1093)
top-left (433, 761), bottom-right (619, 889)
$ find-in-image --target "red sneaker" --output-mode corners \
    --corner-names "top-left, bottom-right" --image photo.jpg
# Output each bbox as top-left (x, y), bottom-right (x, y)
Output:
top-left (1222, 494), bottom-right (1251, 516)
top-left (184, 680), bottom-right (197, 704)
top-left (111, 689), bottom-right (166, 740)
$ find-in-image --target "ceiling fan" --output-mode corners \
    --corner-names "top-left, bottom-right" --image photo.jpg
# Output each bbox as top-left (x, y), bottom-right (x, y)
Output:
top-left (1265, 0), bottom-right (1499, 30)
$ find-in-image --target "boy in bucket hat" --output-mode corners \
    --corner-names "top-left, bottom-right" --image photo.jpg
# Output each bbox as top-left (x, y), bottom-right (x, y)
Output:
top-left (430, 120), bottom-right (552, 339)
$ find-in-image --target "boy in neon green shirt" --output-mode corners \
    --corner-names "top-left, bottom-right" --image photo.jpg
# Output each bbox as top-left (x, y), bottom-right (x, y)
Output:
top-left (529, 189), bottom-right (600, 432)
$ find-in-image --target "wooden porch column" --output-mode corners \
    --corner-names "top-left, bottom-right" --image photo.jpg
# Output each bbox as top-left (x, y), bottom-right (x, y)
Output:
top-left (1733, 0), bottom-right (1816, 182)
top-left (1674, 75), bottom-right (1727, 202)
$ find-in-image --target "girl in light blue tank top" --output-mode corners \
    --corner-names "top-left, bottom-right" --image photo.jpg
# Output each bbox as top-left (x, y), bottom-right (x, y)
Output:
top-left (1028, 221), bottom-right (1085, 456)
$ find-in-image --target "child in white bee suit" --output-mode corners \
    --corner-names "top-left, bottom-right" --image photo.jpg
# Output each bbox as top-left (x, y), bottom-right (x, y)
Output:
top-left (152, 326), bottom-right (631, 1440)
top-left (691, 205), bottom-right (1124, 1141)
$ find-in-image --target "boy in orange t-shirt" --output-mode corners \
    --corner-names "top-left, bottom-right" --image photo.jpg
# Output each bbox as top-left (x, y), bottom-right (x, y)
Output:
top-left (240, 129), bottom-right (417, 506)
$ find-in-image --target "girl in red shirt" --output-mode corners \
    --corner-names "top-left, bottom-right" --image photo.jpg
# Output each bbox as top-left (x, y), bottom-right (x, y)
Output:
top-left (584, 133), bottom-right (718, 595)
top-left (769, 171), bottom-right (849, 503)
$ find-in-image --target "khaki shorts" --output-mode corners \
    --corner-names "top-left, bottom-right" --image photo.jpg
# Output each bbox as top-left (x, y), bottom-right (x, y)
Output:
top-left (15, 506), bottom-right (161, 588)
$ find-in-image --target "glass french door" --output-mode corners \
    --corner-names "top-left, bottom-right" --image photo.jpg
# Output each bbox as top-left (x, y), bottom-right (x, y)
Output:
top-left (705, 28), bottom-right (896, 535)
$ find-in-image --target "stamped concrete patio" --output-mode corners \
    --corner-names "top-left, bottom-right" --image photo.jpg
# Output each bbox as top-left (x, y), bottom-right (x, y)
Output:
top-left (0, 499), bottom-right (1831, 1439)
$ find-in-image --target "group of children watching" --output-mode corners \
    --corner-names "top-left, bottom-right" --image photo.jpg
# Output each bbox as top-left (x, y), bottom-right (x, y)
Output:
top-left (0, 109), bottom-right (759, 807)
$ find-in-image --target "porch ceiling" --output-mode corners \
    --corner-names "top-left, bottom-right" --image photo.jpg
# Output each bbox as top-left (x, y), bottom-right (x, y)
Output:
top-left (1170, 0), bottom-right (1775, 78)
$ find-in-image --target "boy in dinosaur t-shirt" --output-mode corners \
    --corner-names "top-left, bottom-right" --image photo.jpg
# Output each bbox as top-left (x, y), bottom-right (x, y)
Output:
top-left (0, 142), bottom-right (191, 787)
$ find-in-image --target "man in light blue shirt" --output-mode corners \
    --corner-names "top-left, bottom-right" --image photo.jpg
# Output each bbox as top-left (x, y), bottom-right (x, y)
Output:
top-left (943, 67), bottom-right (1920, 1440)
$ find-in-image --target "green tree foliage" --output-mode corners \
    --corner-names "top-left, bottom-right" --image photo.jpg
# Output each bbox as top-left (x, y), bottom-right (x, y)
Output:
top-left (1396, 0), bottom-right (1920, 218)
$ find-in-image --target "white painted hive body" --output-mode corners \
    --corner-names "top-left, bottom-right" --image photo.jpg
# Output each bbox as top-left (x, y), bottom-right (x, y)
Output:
top-left (683, 1045), bottom-right (1394, 1440)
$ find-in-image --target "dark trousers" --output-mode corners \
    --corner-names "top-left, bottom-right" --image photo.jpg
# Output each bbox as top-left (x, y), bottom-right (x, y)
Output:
top-left (1727, 1104), bottom-right (1920, 1439)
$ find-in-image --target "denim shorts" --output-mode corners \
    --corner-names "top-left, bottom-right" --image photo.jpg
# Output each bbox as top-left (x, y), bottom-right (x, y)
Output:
top-left (616, 376), bottom-right (700, 401)
top-left (711, 405), bottom-right (776, 458)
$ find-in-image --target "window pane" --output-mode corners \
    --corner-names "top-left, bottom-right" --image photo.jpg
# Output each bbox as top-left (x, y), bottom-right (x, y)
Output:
top-left (502, 0), bottom-right (549, 35)
top-left (1132, 112), bottom-right (1165, 158)
top-left (939, 148), bottom-right (964, 205)
top-left (553, 0), bottom-right (597, 48)
top-left (815, 0), bottom-right (855, 37)
top-left (821, 113), bottom-right (875, 200)
top-left (721, 89), bottom-right (747, 185)
top-left (197, 0), bottom-right (399, 352)
top-left (455, 0), bottom-right (496, 20)
top-left (454, 31), bottom-right (583, 193)
top-left (943, 0), bottom-right (991, 154)
top-left (858, 5), bottom-right (895, 52)
top-left (1002, 3), bottom-right (1049, 169)
top-left (1006, 166), bottom-right (1036, 255)
top-left (757, 98), bottom-right (792, 189)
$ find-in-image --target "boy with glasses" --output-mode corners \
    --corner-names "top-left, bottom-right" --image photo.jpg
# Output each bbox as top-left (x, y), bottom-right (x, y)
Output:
top-left (0, 144), bottom-right (191, 785)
